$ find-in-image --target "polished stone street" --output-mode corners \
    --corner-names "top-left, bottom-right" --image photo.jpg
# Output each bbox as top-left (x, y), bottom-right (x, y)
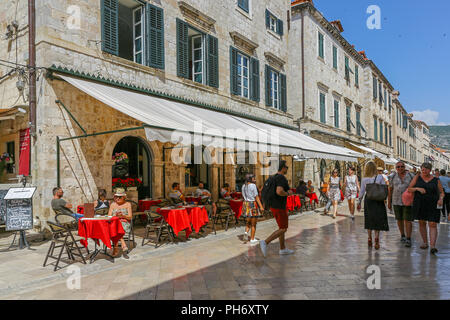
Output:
top-left (0, 203), bottom-right (449, 300)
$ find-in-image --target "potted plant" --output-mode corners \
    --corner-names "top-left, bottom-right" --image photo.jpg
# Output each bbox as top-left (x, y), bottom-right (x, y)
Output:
top-left (0, 153), bottom-right (12, 181)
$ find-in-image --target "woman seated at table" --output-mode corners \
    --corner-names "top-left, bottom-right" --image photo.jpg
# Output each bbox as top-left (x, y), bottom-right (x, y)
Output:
top-left (94, 189), bottom-right (110, 213)
top-left (108, 188), bottom-right (132, 258)
top-left (220, 183), bottom-right (232, 201)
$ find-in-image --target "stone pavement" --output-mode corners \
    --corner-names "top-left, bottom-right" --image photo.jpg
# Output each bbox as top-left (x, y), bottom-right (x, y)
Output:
top-left (0, 203), bottom-right (449, 300)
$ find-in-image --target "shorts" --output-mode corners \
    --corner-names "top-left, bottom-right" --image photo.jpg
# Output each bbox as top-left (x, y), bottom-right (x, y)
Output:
top-left (393, 205), bottom-right (413, 221)
top-left (270, 208), bottom-right (288, 229)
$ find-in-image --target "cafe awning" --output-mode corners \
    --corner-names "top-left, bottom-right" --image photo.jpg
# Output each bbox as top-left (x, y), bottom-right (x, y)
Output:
top-left (348, 142), bottom-right (384, 159)
top-left (57, 74), bottom-right (360, 162)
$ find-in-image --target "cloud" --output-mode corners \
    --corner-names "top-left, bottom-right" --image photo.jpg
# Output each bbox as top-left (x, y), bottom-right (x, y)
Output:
top-left (411, 109), bottom-right (449, 126)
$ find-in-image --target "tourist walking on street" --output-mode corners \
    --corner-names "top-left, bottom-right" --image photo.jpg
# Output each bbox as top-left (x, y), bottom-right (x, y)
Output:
top-left (344, 166), bottom-right (360, 221)
top-left (242, 174), bottom-right (264, 245)
top-left (408, 163), bottom-right (445, 254)
top-left (327, 169), bottom-right (342, 219)
top-left (259, 161), bottom-right (294, 257)
top-left (438, 170), bottom-right (450, 221)
top-left (357, 161), bottom-right (389, 250)
top-left (388, 161), bottom-right (415, 247)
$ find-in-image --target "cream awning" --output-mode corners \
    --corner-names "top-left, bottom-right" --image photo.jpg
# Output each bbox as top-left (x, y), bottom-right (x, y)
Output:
top-left (58, 74), bottom-right (360, 162)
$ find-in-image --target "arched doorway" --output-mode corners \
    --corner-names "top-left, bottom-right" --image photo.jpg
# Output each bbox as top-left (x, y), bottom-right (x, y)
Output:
top-left (112, 136), bottom-right (152, 199)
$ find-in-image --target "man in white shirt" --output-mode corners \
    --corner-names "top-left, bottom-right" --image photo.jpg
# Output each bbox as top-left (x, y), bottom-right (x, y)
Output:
top-left (195, 182), bottom-right (216, 217)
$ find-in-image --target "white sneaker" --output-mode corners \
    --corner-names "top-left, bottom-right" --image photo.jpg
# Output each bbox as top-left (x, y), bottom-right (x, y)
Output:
top-left (279, 248), bottom-right (294, 255)
top-left (259, 240), bottom-right (267, 257)
top-left (249, 239), bottom-right (259, 245)
top-left (243, 232), bottom-right (249, 241)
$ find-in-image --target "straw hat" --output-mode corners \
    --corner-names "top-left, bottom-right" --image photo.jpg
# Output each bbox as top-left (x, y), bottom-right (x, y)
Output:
top-left (114, 188), bottom-right (127, 197)
top-left (377, 167), bottom-right (384, 171)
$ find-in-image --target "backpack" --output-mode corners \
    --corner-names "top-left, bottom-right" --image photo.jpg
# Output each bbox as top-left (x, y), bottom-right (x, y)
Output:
top-left (261, 175), bottom-right (278, 207)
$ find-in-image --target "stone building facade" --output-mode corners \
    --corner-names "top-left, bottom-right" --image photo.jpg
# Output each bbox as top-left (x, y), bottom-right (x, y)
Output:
top-left (0, 0), bottom-right (299, 229)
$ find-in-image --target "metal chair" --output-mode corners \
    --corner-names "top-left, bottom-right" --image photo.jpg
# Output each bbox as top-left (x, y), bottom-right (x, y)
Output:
top-left (212, 201), bottom-right (235, 234)
top-left (141, 206), bottom-right (174, 247)
top-left (95, 208), bottom-right (109, 216)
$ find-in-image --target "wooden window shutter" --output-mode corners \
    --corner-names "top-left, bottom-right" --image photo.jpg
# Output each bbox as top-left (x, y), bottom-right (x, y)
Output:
top-left (265, 65), bottom-right (271, 107)
top-left (333, 46), bottom-right (337, 69)
top-left (230, 47), bottom-right (239, 95)
top-left (318, 33), bottom-right (324, 58)
top-left (176, 19), bottom-right (189, 79)
top-left (277, 18), bottom-right (284, 36)
top-left (355, 65), bottom-right (359, 86)
top-left (207, 35), bottom-right (219, 88)
top-left (101, 0), bottom-right (119, 56)
top-left (266, 9), bottom-right (270, 29)
top-left (146, 3), bottom-right (165, 69)
top-left (320, 93), bottom-right (326, 123)
top-left (373, 77), bottom-right (377, 99)
top-left (334, 101), bottom-right (339, 128)
top-left (280, 73), bottom-right (287, 112)
top-left (238, 0), bottom-right (249, 13)
top-left (250, 57), bottom-right (260, 102)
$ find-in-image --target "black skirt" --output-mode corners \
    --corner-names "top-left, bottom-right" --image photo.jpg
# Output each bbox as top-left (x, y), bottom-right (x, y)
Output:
top-left (364, 198), bottom-right (389, 231)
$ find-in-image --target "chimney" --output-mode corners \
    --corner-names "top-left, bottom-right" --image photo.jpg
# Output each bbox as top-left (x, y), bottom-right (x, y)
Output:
top-left (358, 51), bottom-right (368, 60)
top-left (291, 0), bottom-right (314, 7)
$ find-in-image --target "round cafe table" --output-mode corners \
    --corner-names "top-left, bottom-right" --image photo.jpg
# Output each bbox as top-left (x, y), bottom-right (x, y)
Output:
top-left (185, 197), bottom-right (202, 203)
top-left (230, 192), bottom-right (242, 199)
top-left (157, 207), bottom-right (192, 238)
top-left (184, 206), bottom-right (209, 234)
top-left (229, 199), bottom-right (243, 219)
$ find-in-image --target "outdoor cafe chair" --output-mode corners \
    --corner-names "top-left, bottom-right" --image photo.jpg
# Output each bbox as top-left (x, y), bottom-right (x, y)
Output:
top-left (319, 191), bottom-right (329, 206)
top-left (43, 218), bottom-right (87, 271)
top-left (142, 206), bottom-right (174, 248)
top-left (212, 202), bottom-right (235, 235)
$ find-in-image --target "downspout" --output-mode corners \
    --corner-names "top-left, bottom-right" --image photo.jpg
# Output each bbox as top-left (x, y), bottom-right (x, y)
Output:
top-left (301, 9), bottom-right (305, 119)
top-left (28, 0), bottom-right (37, 175)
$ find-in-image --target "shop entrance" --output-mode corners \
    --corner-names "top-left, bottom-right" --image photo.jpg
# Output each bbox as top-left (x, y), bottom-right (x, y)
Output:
top-left (112, 136), bottom-right (152, 199)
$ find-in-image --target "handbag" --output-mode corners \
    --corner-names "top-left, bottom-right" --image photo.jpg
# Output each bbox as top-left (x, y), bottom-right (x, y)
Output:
top-left (401, 190), bottom-right (414, 206)
top-left (366, 175), bottom-right (388, 201)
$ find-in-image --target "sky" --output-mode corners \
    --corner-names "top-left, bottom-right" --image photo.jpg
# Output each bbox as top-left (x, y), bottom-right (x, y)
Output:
top-left (291, 0), bottom-right (450, 126)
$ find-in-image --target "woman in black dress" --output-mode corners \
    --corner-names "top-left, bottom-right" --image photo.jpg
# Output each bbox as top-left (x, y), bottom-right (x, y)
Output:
top-left (408, 163), bottom-right (445, 254)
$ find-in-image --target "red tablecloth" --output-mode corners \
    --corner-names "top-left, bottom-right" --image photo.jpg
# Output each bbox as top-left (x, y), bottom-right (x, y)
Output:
top-left (157, 208), bottom-right (192, 238)
top-left (138, 199), bottom-right (162, 212)
top-left (78, 216), bottom-right (125, 249)
top-left (185, 206), bottom-right (209, 233)
top-left (229, 200), bottom-right (243, 218)
top-left (286, 195), bottom-right (301, 212)
top-left (306, 192), bottom-right (319, 204)
top-left (185, 197), bottom-right (202, 203)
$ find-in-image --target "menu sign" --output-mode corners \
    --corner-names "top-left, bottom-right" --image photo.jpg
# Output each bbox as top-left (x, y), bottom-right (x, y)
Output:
top-left (0, 190), bottom-right (7, 224)
top-left (6, 198), bottom-right (33, 231)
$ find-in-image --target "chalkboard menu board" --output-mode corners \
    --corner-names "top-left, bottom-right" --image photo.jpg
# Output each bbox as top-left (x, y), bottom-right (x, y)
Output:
top-left (6, 198), bottom-right (33, 231)
top-left (0, 190), bottom-right (7, 224)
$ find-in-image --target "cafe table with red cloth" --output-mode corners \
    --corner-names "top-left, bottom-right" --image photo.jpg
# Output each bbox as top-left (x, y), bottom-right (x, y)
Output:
top-left (184, 206), bottom-right (209, 234)
top-left (306, 192), bottom-right (319, 205)
top-left (78, 216), bottom-right (125, 263)
top-left (157, 207), bottom-right (192, 238)
top-left (230, 192), bottom-right (242, 199)
top-left (138, 199), bottom-right (162, 212)
top-left (286, 195), bottom-right (301, 212)
top-left (229, 199), bottom-right (244, 219)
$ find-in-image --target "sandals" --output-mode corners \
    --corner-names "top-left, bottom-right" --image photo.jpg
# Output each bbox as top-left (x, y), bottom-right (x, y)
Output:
top-left (374, 238), bottom-right (380, 250)
top-left (368, 238), bottom-right (373, 248)
top-left (420, 244), bottom-right (429, 250)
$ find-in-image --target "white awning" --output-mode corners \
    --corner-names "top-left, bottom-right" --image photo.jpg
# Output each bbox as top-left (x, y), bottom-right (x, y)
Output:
top-left (383, 157), bottom-right (399, 166)
top-left (348, 142), bottom-right (384, 159)
top-left (57, 74), bottom-right (360, 161)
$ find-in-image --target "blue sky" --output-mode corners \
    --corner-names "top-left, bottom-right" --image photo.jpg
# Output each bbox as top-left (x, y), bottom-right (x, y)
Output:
top-left (292, 0), bottom-right (450, 125)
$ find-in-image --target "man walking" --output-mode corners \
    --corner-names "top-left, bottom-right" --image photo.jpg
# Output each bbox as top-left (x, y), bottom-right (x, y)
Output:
top-left (388, 161), bottom-right (415, 247)
top-left (260, 160), bottom-right (294, 257)
top-left (438, 170), bottom-right (450, 220)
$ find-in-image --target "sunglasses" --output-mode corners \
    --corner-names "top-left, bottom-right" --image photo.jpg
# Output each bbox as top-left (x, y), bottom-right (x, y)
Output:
top-left (396, 166), bottom-right (405, 168)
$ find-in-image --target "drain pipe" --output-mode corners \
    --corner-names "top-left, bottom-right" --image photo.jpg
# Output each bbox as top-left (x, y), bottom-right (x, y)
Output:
top-left (301, 9), bottom-right (305, 120)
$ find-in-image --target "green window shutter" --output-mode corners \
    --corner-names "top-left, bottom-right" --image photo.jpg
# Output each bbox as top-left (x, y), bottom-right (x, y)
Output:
top-left (265, 9), bottom-right (270, 29)
top-left (334, 101), bottom-right (339, 128)
top-left (355, 65), bottom-right (359, 86)
top-left (385, 125), bottom-right (388, 144)
top-left (207, 35), bottom-right (219, 88)
top-left (230, 47), bottom-right (239, 95)
top-left (374, 118), bottom-right (378, 140)
top-left (250, 57), bottom-right (260, 102)
top-left (333, 46), bottom-right (337, 69)
top-left (356, 111), bottom-right (361, 135)
top-left (265, 65), bottom-right (271, 107)
top-left (373, 77), bottom-right (377, 99)
top-left (320, 93), bottom-right (326, 123)
top-left (280, 74), bottom-right (287, 112)
top-left (277, 19), bottom-right (284, 36)
top-left (379, 81), bottom-right (383, 104)
top-left (384, 88), bottom-right (387, 107)
top-left (318, 33), bottom-right (324, 58)
top-left (146, 3), bottom-right (164, 69)
top-left (380, 121), bottom-right (383, 142)
top-left (346, 106), bottom-right (351, 131)
top-left (238, 0), bottom-right (249, 13)
top-left (176, 19), bottom-right (189, 79)
top-left (101, 0), bottom-right (119, 55)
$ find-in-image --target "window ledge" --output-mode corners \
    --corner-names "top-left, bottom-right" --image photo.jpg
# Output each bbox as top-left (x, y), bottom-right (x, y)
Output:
top-left (267, 29), bottom-right (281, 40)
top-left (267, 106), bottom-right (293, 119)
top-left (102, 53), bottom-right (165, 77)
top-left (317, 56), bottom-right (325, 64)
top-left (179, 78), bottom-right (219, 94)
top-left (230, 94), bottom-right (258, 107)
top-left (236, 7), bottom-right (252, 20)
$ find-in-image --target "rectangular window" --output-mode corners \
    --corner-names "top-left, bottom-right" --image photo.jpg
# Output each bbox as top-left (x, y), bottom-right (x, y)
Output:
top-left (384, 124), bottom-right (388, 145)
top-left (266, 9), bottom-right (283, 36)
top-left (379, 120), bottom-right (383, 142)
top-left (333, 46), bottom-right (338, 70)
top-left (356, 111), bottom-right (361, 136)
top-left (237, 52), bottom-right (249, 99)
top-left (318, 32), bottom-right (324, 58)
top-left (373, 76), bottom-right (377, 99)
top-left (6, 141), bottom-right (15, 174)
top-left (355, 65), bottom-right (359, 86)
top-left (319, 92), bottom-right (326, 124)
top-left (384, 88), bottom-right (387, 108)
top-left (334, 100), bottom-right (339, 128)
top-left (238, 0), bottom-right (249, 13)
top-left (378, 81), bottom-right (383, 105)
top-left (191, 35), bottom-right (205, 84)
top-left (346, 106), bottom-right (351, 132)
top-left (133, 7), bottom-right (145, 64)
top-left (270, 69), bottom-right (279, 110)
top-left (389, 126), bottom-right (392, 146)
top-left (374, 117), bottom-right (378, 140)
top-left (344, 56), bottom-right (351, 81)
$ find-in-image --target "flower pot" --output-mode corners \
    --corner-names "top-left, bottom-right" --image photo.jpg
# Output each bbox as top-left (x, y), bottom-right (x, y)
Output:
top-left (127, 187), bottom-right (137, 191)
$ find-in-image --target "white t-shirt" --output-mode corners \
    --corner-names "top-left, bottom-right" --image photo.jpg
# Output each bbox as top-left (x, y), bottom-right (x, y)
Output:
top-left (195, 188), bottom-right (211, 199)
top-left (242, 183), bottom-right (259, 202)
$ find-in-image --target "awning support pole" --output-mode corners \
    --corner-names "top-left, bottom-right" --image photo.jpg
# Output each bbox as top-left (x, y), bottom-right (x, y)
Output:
top-left (55, 100), bottom-right (87, 136)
